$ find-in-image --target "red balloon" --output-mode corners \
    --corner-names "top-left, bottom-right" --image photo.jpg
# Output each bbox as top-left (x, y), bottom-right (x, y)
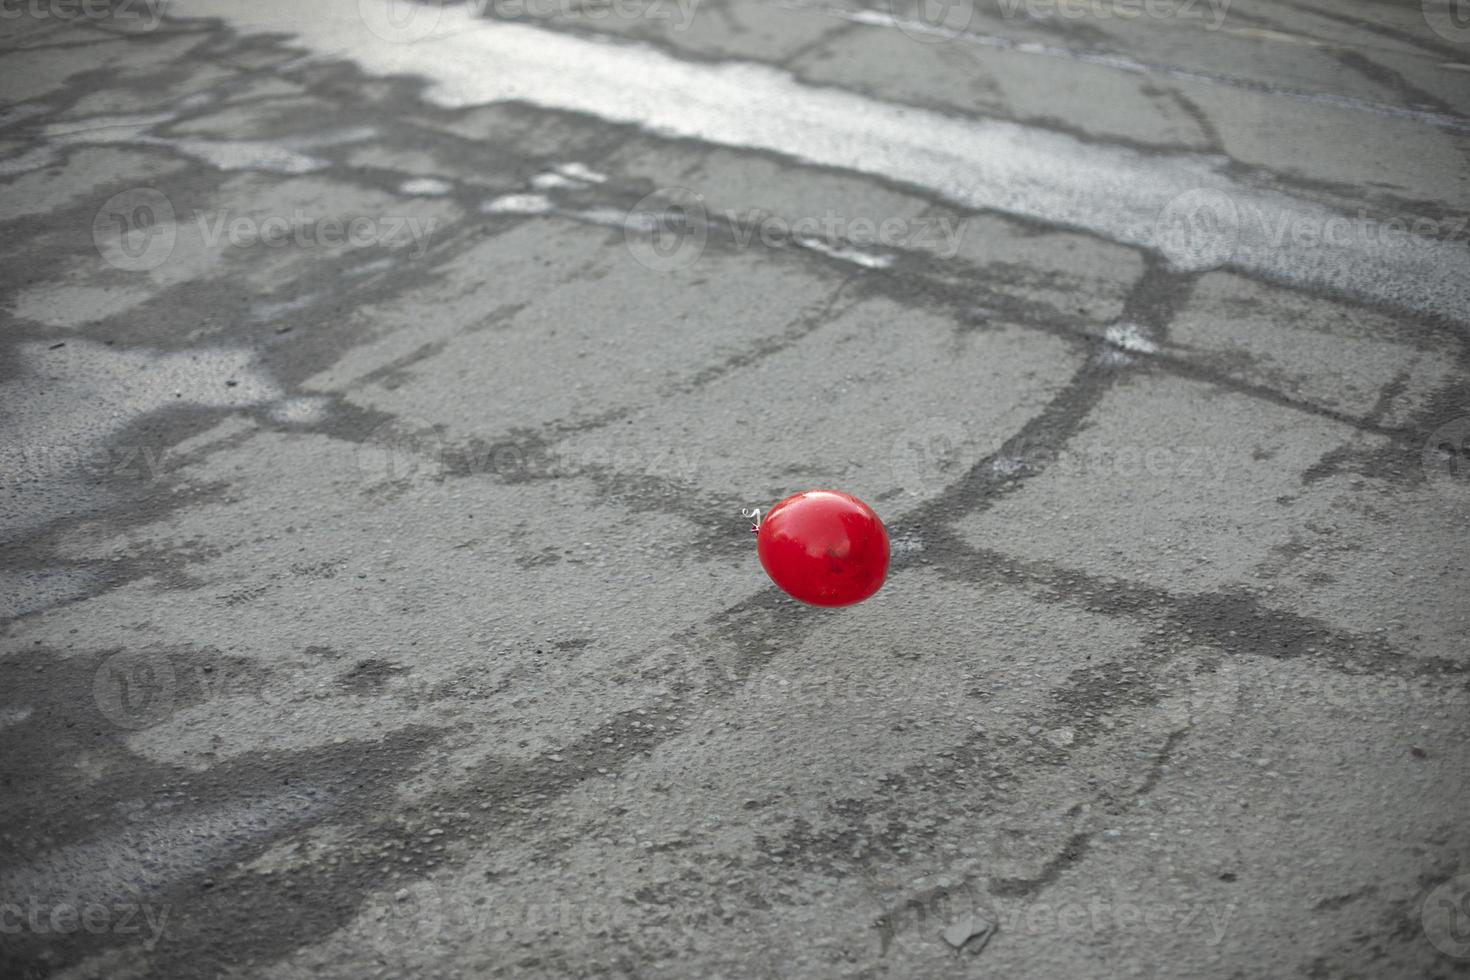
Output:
top-left (756, 490), bottom-right (889, 607)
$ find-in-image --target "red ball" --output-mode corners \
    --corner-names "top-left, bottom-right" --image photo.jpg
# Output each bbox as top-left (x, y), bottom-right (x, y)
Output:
top-left (756, 490), bottom-right (890, 607)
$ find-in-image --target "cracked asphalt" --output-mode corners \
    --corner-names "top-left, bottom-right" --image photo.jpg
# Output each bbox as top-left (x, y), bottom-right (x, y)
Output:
top-left (2, 1), bottom-right (1468, 977)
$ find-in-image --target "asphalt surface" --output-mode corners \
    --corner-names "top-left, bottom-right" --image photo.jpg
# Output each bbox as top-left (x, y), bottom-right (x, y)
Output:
top-left (2, 1), bottom-right (1469, 977)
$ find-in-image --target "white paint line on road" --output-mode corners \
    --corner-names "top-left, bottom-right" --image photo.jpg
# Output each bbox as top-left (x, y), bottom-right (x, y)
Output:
top-left (794, 234), bottom-right (894, 269)
top-left (170, 0), bottom-right (1469, 323)
top-left (400, 176), bottom-right (455, 195)
top-left (531, 171), bottom-right (585, 190)
top-left (556, 162), bottom-right (608, 183)
top-left (776, 0), bottom-right (1470, 133)
top-left (483, 192), bottom-right (554, 214)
